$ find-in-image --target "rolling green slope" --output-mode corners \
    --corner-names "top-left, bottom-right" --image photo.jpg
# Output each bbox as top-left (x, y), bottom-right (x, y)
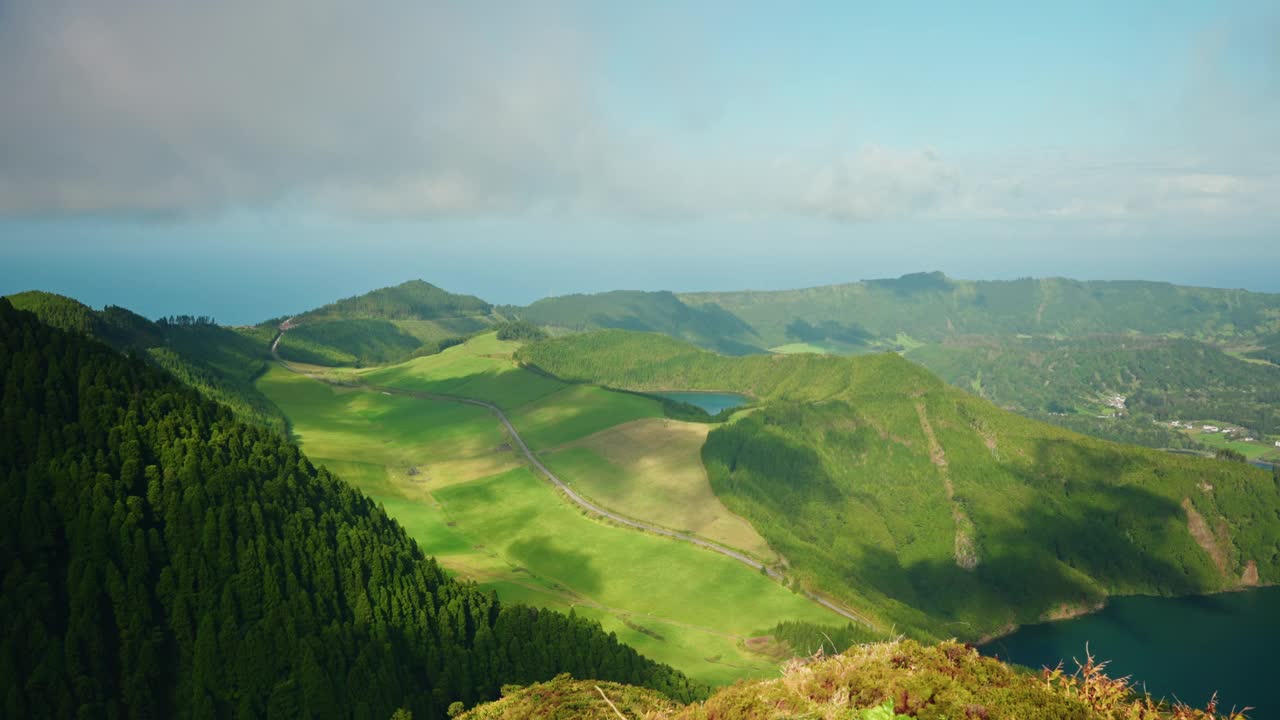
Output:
top-left (0, 299), bottom-right (702, 719)
top-left (679, 272), bottom-right (1280, 349)
top-left (907, 336), bottom-right (1280, 453)
top-left (509, 290), bottom-right (765, 355)
top-left (275, 280), bottom-right (499, 366)
top-left (5, 290), bottom-right (286, 433)
top-left (299, 278), bottom-right (492, 322)
top-left (518, 330), bottom-right (1280, 639)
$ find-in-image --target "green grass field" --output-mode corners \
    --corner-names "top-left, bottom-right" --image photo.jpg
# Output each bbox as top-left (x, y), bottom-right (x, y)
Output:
top-left (361, 335), bottom-right (563, 408)
top-left (1179, 424), bottom-right (1280, 461)
top-left (543, 418), bottom-right (776, 559)
top-left (436, 467), bottom-right (840, 682)
top-left (508, 384), bottom-right (663, 449)
top-left (259, 334), bottom-right (847, 684)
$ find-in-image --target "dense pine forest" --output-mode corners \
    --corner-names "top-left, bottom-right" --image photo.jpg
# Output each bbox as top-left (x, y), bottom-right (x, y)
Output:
top-left (6, 291), bottom-right (288, 434)
top-left (0, 299), bottom-right (700, 719)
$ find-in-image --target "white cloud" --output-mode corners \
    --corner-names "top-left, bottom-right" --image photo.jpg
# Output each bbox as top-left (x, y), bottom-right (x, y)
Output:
top-left (0, 1), bottom-right (1275, 234)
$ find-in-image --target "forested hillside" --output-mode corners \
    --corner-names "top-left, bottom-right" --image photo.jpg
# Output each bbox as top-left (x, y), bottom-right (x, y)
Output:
top-left (273, 280), bottom-right (497, 366)
top-left (0, 300), bottom-right (700, 719)
top-left (5, 290), bottom-right (286, 433)
top-left (907, 336), bottom-right (1280, 451)
top-left (518, 331), bottom-right (1280, 638)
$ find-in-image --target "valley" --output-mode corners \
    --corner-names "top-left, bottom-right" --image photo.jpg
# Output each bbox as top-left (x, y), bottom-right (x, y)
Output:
top-left (7, 5), bottom-right (1277, 714)
top-left (258, 332), bottom-right (854, 684)
top-left (6, 275), bottom-right (1278, 718)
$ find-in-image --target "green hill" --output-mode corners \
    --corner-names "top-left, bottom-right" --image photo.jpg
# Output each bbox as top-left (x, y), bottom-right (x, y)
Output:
top-left (276, 280), bottom-right (499, 366)
top-left (503, 274), bottom-right (1280, 355)
top-left (5, 290), bottom-right (286, 433)
top-left (0, 298), bottom-right (700, 719)
top-left (907, 336), bottom-right (1280, 455)
top-left (299, 279), bottom-right (492, 322)
top-left (517, 330), bottom-right (1280, 639)
top-left (507, 290), bottom-right (766, 355)
top-left (679, 273), bottom-right (1280, 350)
top-left (506, 275), bottom-right (1280, 453)
top-left (464, 639), bottom-right (1237, 719)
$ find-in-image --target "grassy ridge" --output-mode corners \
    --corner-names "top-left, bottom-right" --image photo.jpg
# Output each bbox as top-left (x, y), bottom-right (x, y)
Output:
top-left (518, 330), bottom-right (1280, 638)
top-left (277, 317), bottom-right (422, 365)
top-left (277, 280), bottom-right (500, 366)
top-left (509, 290), bottom-right (766, 355)
top-left (298, 278), bottom-right (492, 321)
top-left (463, 640), bottom-right (1239, 720)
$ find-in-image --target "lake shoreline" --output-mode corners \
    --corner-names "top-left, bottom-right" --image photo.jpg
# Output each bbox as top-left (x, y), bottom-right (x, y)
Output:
top-left (976, 581), bottom-right (1278, 647)
top-left (976, 585), bottom-right (1280, 714)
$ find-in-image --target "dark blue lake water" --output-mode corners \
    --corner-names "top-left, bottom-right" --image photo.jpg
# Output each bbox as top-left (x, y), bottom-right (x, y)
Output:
top-left (981, 587), bottom-right (1280, 717)
top-left (652, 391), bottom-right (748, 415)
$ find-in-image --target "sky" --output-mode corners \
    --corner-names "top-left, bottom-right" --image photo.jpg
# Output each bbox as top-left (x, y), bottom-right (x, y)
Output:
top-left (1, 0), bottom-right (1278, 324)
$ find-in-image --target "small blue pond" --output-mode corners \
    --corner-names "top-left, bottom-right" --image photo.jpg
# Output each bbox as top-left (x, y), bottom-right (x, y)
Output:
top-left (651, 391), bottom-right (748, 415)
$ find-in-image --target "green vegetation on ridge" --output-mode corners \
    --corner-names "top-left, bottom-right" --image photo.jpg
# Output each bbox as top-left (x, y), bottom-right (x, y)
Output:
top-left (680, 272), bottom-right (1280, 349)
top-left (464, 639), bottom-right (1241, 720)
top-left (5, 290), bottom-right (286, 433)
top-left (907, 335), bottom-right (1280, 454)
top-left (298, 279), bottom-right (493, 322)
top-left (509, 290), bottom-right (765, 355)
top-left (276, 280), bottom-right (499, 366)
top-left (519, 330), bottom-right (1280, 639)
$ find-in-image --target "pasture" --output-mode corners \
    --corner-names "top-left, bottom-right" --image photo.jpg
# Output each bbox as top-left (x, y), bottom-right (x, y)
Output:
top-left (436, 467), bottom-right (841, 682)
top-left (544, 418), bottom-right (776, 559)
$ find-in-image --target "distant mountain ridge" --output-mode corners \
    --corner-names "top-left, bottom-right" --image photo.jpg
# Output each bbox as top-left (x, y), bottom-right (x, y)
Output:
top-left (680, 272), bottom-right (1280, 350)
top-left (494, 272), bottom-right (1280, 354)
top-left (507, 289), bottom-right (764, 355)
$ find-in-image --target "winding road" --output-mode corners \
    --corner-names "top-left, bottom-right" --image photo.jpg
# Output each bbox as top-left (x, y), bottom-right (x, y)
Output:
top-left (271, 323), bottom-right (874, 628)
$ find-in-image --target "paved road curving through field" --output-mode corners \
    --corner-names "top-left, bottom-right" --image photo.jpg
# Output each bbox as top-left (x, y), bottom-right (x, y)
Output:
top-left (271, 323), bottom-right (874, 628)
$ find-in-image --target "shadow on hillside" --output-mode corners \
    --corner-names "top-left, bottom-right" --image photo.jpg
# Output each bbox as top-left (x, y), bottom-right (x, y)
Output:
top-left (507, 535), bottom-right (604, 595)
top-left (862, 456), bottom-right (1219, 632)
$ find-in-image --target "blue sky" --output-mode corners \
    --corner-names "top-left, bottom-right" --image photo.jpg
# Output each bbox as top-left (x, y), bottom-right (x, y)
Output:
top-left (1, 1), bottom-right (1277, 323)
